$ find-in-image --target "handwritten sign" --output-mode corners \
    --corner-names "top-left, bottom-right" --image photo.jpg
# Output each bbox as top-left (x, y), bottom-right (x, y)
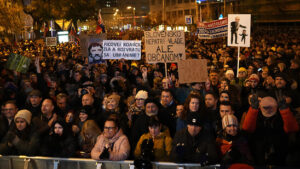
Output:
top-left (102, 40), bottom-right (141, 60)
top-left (46, 37), bottom-right (57, 46)
top-left (144, 30), bottom-right (186, 63)
top-left (178, 59), bottom-right (208, 84)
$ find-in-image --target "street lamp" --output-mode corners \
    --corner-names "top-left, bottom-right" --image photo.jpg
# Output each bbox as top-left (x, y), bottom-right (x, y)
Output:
top-left (127, 6), bottom-right (136, 29)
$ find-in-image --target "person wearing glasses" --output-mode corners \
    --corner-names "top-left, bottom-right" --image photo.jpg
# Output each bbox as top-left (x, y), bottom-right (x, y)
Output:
top-left (91, 118), bottom-right (130, 161)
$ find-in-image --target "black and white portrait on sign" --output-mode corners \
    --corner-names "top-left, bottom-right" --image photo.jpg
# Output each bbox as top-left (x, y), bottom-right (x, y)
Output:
top-left (227, 14), bottom-right (251, 47)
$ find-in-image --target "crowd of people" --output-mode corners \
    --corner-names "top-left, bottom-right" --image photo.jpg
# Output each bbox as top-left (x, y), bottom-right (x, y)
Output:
top-left (0, 27), bottom-right (299, 168)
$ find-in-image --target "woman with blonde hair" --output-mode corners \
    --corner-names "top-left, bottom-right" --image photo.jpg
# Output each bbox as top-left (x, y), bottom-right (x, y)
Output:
top-left (78, 120), bottom-right (101, 158)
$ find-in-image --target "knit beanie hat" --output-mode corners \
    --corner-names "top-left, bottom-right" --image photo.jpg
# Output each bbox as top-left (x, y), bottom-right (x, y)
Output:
top-left (222, 114), bottom-right (238, 129)
top-left (225, 70), bottom-right (234, 76)
top-left (14, 109), bottom-right (32, 125)
top-left (135, 90), bottom-right (148, 100)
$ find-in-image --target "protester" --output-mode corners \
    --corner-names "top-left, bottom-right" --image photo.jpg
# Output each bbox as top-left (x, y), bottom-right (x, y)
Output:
top-left (91, 118), bottom-right (130, 160)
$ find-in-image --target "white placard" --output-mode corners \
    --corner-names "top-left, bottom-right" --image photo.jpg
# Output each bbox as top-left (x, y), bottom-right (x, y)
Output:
top-left (144, 30), bottom-right (186, 63)
top-left (102, 40), bottom-right (141, 60)
top-left (227, 14), bottom-right (251, 47)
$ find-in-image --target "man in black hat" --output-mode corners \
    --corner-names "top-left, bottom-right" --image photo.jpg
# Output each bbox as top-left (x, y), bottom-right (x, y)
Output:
top-left (170, 112), bottom-right (219, 164)
top-left (269, 73), bottom-right (300, 109)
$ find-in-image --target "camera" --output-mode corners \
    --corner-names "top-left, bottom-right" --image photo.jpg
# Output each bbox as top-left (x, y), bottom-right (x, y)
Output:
top-left (81, 88), bottom-right (89, 95)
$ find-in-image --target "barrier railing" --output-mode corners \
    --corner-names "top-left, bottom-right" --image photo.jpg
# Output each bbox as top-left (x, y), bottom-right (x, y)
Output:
top-left (0, 155), bottom-right (220, 169)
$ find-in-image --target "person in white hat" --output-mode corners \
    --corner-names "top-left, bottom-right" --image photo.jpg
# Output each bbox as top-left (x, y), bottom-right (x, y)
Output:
top-left (127, 90), bottom-right (148, 127)
top-left (0, 109), bottom-right (40, 155)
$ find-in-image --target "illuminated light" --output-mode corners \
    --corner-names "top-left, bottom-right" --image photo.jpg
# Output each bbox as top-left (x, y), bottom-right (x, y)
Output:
top-left (219, 14), bottom-right (223, 19)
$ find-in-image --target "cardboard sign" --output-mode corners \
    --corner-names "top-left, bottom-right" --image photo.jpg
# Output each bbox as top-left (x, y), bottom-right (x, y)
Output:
top-left (6, 53), bottom-right (31, 73)
top-left (102, 40), bottom-right (141, 60)
top-left (46, 37), bottom-right (57, 46)
top-left (227, 14), bottom-right (251, 47)
top-left (178, 59), bottom-right (208, 84)
top-left (197, 18), bottom-right (228, 39)
top-left (144, 30), bottom-right (186, 63)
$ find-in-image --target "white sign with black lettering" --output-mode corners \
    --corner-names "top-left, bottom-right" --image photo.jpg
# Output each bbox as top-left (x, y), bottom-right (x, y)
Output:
top-left (102, 40), bottom-right (141, 60)
top-left (144, 30), bottom-right (186, 63)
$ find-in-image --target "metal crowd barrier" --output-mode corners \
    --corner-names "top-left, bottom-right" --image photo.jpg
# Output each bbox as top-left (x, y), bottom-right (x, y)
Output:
top-left (0, 155), bottom-right (220, 169)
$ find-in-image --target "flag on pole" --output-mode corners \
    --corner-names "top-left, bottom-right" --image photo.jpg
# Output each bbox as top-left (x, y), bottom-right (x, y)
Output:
top-left (43, 22), bottom-right (49, 37)
top-left (96, 9), bottom-right (105, 34)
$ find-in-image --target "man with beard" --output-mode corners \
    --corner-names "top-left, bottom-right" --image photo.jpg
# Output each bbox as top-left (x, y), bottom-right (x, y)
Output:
top-left (88, 43), bottom-right (105, 64)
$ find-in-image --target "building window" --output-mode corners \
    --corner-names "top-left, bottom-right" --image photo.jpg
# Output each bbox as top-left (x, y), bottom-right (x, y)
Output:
top-left (167, 12), bottom-right (171, 19)
top-left (184, 0), bottom-right (189, 3)
top-left (191, 9), bottom-right (196, 15)
top-left (178, 10), bottom-right (183, 17)
top-left (172, 0), bottom-right (177, 5)
top-left (166, 0), bottom-right (171, 6)
top-left (178, 0), bottom-right (183, 4)
top-left (172, 11), bottom-right (177, 18)
top-left (184, 9), bottom-right (190, 15)
top-left (151, 0), bottom-right (155, 5)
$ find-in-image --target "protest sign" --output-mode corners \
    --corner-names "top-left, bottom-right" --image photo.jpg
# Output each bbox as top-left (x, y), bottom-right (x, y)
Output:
top-left (178, 59), bottom-right (207, 84)
top-left (144, 30), bottom-right (186, 63)
top-left (102, 40), bottom-right (141, 60)
top-left (87, 34), bottom-right (106, 64)
top-left (79, 33), bottom-right (107, 64)
top-left (197, 18), bottom-right (228, 39)
top-left (6, 53), bottom-right (31, 73)
top-left (185, 15), bottom-right (193, 24)
top-left (227, 14), bottom-right (251, 47)
top-left (46, 37), bottom-right (57, 46)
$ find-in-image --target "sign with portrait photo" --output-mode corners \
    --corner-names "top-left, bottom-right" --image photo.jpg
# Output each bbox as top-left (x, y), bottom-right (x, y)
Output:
top-left (80, 33), bottom-right (106, 64)
top-left (227, 14), bottom-right (251, 47)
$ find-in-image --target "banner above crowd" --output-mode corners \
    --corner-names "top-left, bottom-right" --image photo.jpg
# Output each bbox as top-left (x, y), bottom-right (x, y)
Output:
top-left (197, 18), bottom-right (228, 39)
top-left (144, 30), bottom-right (186, 63)
top-left (102, 40), bottom-right (141, 60)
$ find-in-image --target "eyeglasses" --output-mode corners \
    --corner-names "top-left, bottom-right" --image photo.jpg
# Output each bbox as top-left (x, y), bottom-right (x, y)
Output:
top-left (227, 124), bottom-right (238, 128)
top-left (104, 126), bottom-right (116, 131)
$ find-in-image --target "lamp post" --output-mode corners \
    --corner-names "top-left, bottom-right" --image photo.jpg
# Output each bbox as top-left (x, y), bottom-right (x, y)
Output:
top-left (127, 6), bottom-right (136, 29)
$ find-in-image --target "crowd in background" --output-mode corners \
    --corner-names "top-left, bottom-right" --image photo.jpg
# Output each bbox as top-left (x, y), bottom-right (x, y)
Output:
top-left (0, 26), bottom-right (299, 168)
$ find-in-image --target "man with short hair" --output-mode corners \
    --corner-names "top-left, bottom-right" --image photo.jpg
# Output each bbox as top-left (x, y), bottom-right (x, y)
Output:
top-left (158, 89), bottom-right (177, 137)
top-left (56, 93), bottom-right (69, 116)
top-left (91, 118), bottom-right (130, 160)
top-left (0, 101), bottom-right (18, 138)
top-left (40, 98), bottom-right (58, 127)
top-left (171, 112), bottom-right (219, 164)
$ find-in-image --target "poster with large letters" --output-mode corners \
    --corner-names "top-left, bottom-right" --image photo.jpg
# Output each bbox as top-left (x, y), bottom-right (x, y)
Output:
top-left (144, 30), bottom-right (186, 63)
top-left (227, 14), bottom-right (251, 47)
top-left (102, 40), bottom-right (141, 60)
